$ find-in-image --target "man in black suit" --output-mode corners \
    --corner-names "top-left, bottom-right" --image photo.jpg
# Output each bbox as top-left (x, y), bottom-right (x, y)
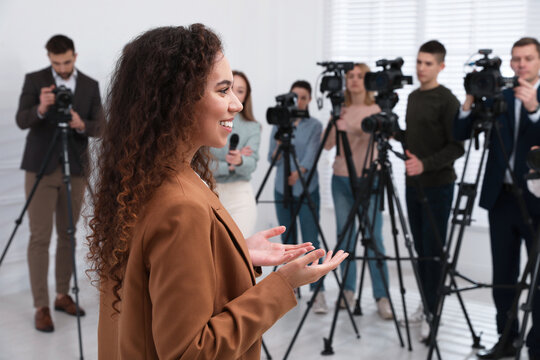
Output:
top-left (15, 34), bottom-right (104, 332)
top-left (454, 37), bottom-right (540, 360)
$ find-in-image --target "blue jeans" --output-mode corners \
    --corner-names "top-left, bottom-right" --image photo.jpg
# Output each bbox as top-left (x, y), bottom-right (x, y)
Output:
top-left (274, 189), bottom-right (323, 291)
top-left (405, 183), bottom-right (454, 314)
top-left (331, 175), bottom-right (389, 298)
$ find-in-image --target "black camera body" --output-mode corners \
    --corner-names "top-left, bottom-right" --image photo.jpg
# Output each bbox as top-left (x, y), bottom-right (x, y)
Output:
top-left (464, 49), bottom-right (519, 98)
top-left (364, 57), bottom-right (413, 94)
top-left (266, 92), bottom-right (309, 128)
top-left (362, 111), bottom-right (400, 134)
top-left (362, 57), bottom-right (412, 136)
top-left (53, 85), bottom-right (74, 114)
top-left (317, 61), bottom-right (354, 93)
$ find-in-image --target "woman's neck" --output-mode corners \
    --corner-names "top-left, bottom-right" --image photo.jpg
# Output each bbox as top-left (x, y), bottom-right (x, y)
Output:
top-left (349, 91), bottom-right (365, 106)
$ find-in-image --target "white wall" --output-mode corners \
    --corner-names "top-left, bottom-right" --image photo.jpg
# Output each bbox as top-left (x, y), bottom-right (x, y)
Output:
top-left (0, 0), bottom-right (328, 263)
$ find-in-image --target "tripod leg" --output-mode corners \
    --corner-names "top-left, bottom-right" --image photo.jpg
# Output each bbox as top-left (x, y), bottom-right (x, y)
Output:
top-left (514, 248), bottom-right (540, 359)
top-left (384, 167), bottom-right (444, 356)
top-left (0, 129), bottom-right (60, 269)
top-left (59, 125), bottom-right (84, 359)
top-left (261, 338), bottom-right (272, 360)
top-left (355, 246), bottom-right (368, 316)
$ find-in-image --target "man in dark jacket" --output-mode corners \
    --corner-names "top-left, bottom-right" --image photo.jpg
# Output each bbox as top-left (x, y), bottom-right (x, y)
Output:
top-left (16, 34), bottom-right (104, 333)
top-left (454, 37), bottom-right (540, 360)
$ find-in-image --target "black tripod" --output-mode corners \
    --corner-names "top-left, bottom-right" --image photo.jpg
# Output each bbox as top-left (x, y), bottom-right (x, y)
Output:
top-left (320, 119), bottom-right (443, 357)
top-left (256, 123), bottom-right (329, 252)
top-left (256, 121), bottom-right (342, 360)
top-left (511, 225), bottom-right (540, 359)
top-left (0, 111), bottom-right (85, 360)
top-left (427, 96), bottom-right (539, 359)
top-left (260, 88), bottom-right (372, 359)
top-left (504, 222), bottom-right (540, 360)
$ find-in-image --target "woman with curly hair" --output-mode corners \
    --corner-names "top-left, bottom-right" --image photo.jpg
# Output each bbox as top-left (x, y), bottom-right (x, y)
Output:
top-left (87, 24), bottom-right (347, 359)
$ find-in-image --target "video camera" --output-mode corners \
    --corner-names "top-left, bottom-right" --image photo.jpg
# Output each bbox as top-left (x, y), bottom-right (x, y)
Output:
top-left (362, 57), bottom-right (412, 135)
top-left (362, 111), bottom-right (401, 135)
top-left (464, 49), bottom-right (519, 98)
top-left (364, 57), bottom-right (413, 94)
top-left (53, 85), bottom-right (73, 114)
top-left (266, 92), bottom-right (309, 128)
top-left (317, 62), bottom-right (354, 93)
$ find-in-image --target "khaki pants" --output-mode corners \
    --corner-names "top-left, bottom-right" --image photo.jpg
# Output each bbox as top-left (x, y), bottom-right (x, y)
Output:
top-left (25, 166), bottom-right (86, 308)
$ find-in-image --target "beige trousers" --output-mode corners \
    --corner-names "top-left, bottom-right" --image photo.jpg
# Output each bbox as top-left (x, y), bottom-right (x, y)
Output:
top-left (215, 181), bottom-right (257, 238)
top-left (25, 166), bottom-right (86, 308)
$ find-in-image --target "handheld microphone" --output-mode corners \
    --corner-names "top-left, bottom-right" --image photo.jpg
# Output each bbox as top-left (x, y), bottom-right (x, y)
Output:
top-left (229, 134), bottom-right (239, 151)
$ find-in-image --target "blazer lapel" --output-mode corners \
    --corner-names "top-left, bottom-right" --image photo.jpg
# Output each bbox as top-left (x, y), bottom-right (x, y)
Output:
top-left (72, 69), bottom-right (84, 111)
top-left (506, 91), bottom-right (516, 136)
top-left (212, 207), bottom-right (256, 284)
top-left (181, 168), bottom-right (256, 284)
top-left (41, 67), bottom-right (55, 87)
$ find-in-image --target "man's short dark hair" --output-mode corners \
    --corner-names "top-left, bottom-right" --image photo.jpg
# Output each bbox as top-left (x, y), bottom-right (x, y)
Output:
top-left (46, 35), bottom-right (75, 54)
top-left (512, 37), bottom-right (540, 57)
top-left (419, 40), bottom-right (446, 63)
top-left (290, 80), bottom-right (312, 97)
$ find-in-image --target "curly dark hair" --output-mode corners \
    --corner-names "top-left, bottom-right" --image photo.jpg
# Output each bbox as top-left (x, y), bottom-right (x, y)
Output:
top-left (87, 24), bottom-right (222, 311)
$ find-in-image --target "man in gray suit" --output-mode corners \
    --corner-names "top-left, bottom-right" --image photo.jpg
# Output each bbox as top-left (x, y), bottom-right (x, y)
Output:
top-left (15, 34), bottom-right (104, 332)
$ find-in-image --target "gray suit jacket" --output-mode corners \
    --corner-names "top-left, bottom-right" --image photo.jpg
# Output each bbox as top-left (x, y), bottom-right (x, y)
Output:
top-left (16, 66), bottom-right (104, 176)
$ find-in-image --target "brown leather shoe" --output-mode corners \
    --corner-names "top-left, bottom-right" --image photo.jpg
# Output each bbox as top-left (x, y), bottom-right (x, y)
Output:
top-left (35, 307), bottom-right (54, 332)
top-left (54, 295), bottom-right (86, 316)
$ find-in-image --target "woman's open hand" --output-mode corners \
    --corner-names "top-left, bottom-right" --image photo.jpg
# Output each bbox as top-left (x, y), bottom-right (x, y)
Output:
top-left (277, 249), bottom-right (349, 289)
top-left (246, 226), bottom-right (314, 267)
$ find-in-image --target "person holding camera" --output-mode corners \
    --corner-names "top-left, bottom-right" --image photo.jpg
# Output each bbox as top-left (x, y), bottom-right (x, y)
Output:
top-left (210, 70), bottom-right (261, 237)
top-left (401, 40), bottom-right (464, 341)
top-left (324, 63), bottom-right (394, 320)
top-left (268, 80), bottom-right (327, 313)
top-left (15, 34), bottom-right (104, 332)
top-left (455, 37), bottom-right (540, 360)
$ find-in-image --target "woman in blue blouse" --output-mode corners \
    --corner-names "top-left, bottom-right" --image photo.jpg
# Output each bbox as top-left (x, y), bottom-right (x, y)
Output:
top-left (211, 71), bottom-right (261, 237)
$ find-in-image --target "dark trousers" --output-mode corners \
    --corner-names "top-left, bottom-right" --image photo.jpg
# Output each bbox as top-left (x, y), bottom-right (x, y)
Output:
top-left (406, 183), bottom-right (454, 314)
top-left (488, 188), bottom-right (540, 355)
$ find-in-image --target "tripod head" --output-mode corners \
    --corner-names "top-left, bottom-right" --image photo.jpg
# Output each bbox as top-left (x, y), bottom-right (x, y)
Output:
top-left (316, 61), bottom-right (353, 120)
top-left (469, 94), bottom-right (508, 150)
top-left (274, 123), bottom-right (295, 147)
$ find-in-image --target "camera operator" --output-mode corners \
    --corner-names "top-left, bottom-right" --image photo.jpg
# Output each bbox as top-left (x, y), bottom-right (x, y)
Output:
top-left (401, 40), bottom-right (464, 341)
top-left (15, 34), bottom-right (104, 332)
top-left (323, 63), bottom-right (393, 320)
top-left (455, 37), bottom-right (540, 360)
top-left (267, 80), bottom-right (326, 313)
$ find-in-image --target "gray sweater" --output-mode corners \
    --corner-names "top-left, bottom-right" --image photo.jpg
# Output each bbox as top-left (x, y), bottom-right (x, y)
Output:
top-left (210, 114), bottom-right (261, 183)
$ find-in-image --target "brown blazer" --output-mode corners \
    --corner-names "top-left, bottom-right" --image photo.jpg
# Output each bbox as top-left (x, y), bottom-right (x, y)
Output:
top-left (98, 166), bottom-right (297, 359)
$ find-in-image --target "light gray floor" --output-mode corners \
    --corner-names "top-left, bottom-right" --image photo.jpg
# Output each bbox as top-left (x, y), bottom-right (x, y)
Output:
top-left (0, 210), bottom-right (534, 360)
